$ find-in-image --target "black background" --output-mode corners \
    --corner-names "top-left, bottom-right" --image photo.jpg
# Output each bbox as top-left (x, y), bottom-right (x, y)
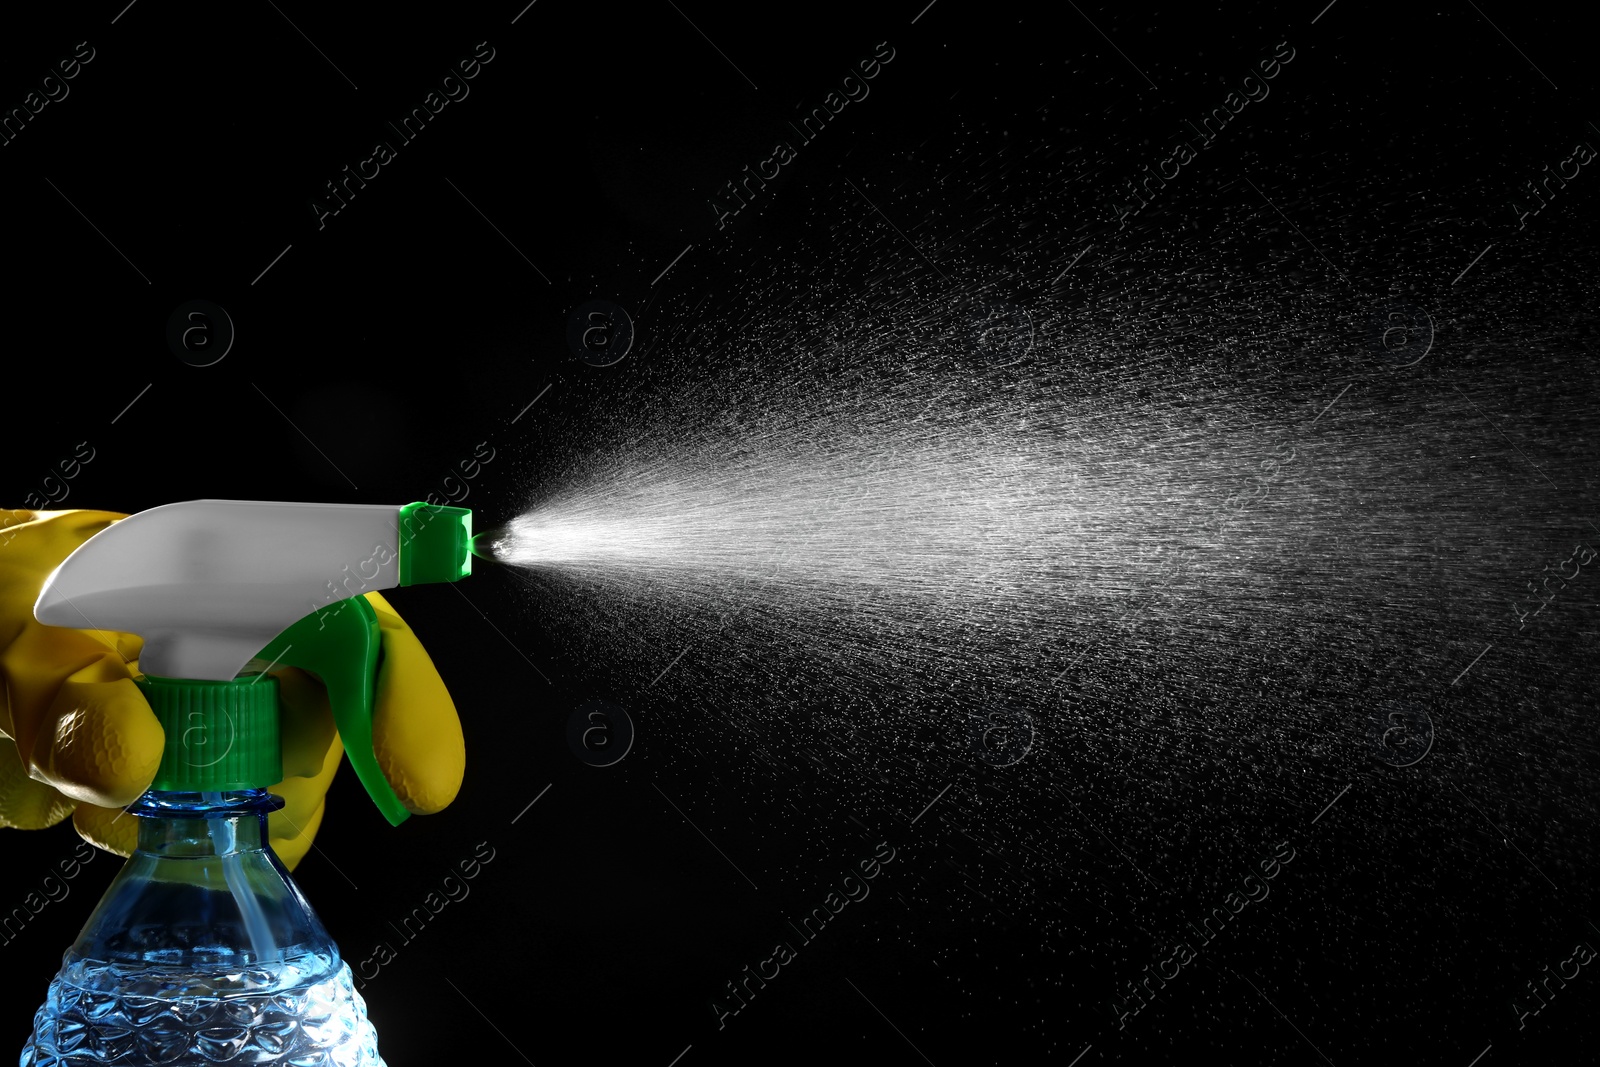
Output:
top-left (4, 2), bottom-right (1600, 1065)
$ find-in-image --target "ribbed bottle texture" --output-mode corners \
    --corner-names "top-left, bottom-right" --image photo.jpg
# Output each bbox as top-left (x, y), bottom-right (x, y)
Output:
top-left (20, 790), bottom-right (383, 1066)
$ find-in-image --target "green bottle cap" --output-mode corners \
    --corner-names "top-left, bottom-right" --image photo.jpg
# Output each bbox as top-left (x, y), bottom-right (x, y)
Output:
top-left (140, 675), bottom-right (283, 792)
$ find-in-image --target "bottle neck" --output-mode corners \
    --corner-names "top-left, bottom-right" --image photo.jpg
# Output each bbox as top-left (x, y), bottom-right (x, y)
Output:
top-left (128, 788), bottom-right (285, 858)
top-left (64, 786), bottom-right (335, 977)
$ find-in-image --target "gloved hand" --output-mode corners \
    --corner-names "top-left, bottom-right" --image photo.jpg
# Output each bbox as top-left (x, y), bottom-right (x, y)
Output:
top-left (0, 508), bottom-right (465, 870)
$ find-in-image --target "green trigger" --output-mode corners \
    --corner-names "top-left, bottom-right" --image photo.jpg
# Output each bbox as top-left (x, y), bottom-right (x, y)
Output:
top-left (256, 596), bottom-right (411, 827)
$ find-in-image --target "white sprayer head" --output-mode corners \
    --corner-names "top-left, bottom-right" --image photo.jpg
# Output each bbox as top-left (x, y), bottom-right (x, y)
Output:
top-left (35, 500), bottom-right (467, 680)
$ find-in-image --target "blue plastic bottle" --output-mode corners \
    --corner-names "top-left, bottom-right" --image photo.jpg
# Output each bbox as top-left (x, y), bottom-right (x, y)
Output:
top-left (18, 500), bottom-right (474, 1066)
top-left (21, 790), bottom-right (381, 1066)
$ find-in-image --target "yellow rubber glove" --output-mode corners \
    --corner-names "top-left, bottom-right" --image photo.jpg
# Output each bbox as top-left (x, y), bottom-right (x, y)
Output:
top-left (0, 509), bottom-right (466, 870)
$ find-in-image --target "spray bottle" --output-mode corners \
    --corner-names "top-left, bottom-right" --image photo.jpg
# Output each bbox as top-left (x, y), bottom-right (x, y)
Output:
top-left (19, 500), bottom-right (472, 1067)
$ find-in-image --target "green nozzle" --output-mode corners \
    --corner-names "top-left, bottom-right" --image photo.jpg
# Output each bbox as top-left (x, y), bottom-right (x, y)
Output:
top-left (399, 503), bottom-right (472, 585)
top-left (469, 526), bottom-right (507, 562)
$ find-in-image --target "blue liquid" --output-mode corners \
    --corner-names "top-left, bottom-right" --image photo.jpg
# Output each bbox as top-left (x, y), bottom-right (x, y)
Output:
top-left (20, 791), bottom-right (385, 1066)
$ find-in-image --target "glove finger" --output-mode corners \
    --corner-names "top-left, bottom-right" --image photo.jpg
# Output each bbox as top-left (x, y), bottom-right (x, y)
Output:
top-left (30, 675), bottom-right (163, 809)
top-left (0, 509), bottom-right (135, 739)
top-left (365, 592), bottom-right (464, 816)
top-left (0, 621), bottom-right (142, 762)
top-left (273, 666), bottom-right (340, 780)
top-left (0, 735), bottom-right (75, 830)
top-left (268, 734), bottom-right (343, 872)
top-left (72, 800), bottom-right (137, 858)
